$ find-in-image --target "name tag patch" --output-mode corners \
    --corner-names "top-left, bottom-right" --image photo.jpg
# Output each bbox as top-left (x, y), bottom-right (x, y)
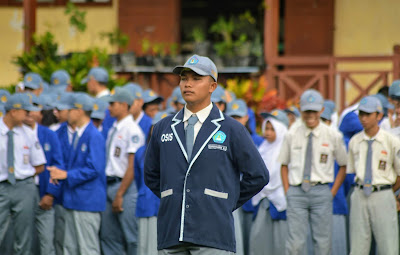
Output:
top-left (208, 144), bottom-right (227, 151)
top-left (23, 154), bottom-right (29, 164)
top-left (378, 160), bottom-right (386, 170)
top-left (114, 147), bottom-right (121, 158)
top-left (320, 154), bottom-right (328, 164)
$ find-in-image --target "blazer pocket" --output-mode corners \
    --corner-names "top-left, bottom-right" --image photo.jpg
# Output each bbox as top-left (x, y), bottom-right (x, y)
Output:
top-left (161, 189), bottom-right (173, 198)
top-left (204, 188), bottom-right (228, 199)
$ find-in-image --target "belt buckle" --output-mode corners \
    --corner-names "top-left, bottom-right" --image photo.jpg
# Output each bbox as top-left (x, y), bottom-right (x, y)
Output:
top-left (310, 182), bottom-right (319, 186)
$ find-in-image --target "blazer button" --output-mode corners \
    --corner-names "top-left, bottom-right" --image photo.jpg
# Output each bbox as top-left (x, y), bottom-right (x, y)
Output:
top-left (186, 205), bottom-right (189, 209)
top-left (186, 189), bottom-right (190, 193)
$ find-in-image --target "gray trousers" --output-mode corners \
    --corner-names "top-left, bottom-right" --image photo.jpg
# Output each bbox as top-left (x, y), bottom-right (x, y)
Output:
top-left (285, 185), bottom-right (333, 255)
top-left (249, 199), bottom-right (287, 255)
top-left (100, 181), bottom-right (138, 255)
top-left (0, 178), bottom-right (37, 255)
top-left (238, 208), bottom-right (253, 255)
top-left (233, 209), bottom-right (244, 255)
top-left (35, 203), bottom-right (56, 255)
top-left (158, 243), bottom-right (235, 255)
top-left (138, 216), bottom-right (158, 255)
top-left (54, 204), bottom-right (66, 255)
top-left (63, 209), bottom-right (101, 255)
top-left (349, 187), bottom-right (399, 255)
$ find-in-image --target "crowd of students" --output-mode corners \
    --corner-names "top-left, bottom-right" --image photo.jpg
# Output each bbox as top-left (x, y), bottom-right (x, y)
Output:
top-left (0, 64), bottom-right (400, 255)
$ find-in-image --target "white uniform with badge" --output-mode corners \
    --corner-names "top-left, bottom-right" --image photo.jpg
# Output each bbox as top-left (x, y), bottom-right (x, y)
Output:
top-left (101, 114), bottom-right (145, 255)
top-left (347, 129), bottom-right (400, 255)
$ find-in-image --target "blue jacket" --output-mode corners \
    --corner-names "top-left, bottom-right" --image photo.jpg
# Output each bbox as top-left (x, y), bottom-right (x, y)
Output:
top-left (55, 122), bottom-right (72, 165)
top-left (329, 163), bottom-right (348, 215)
top-left (144, 104), bottom-right (269, 252)
top-left (63, 122), bottom-right (106, 212)
top-left (247, 107), bottom-right (256, 134)
top-left (135, 145), bottom-right (160, 217)
top-left (101, 109), bottom-right (116, 140)
top-left (138, 113), bottom-right (152, 140)
top-left (37, 124), bottom-right (64, 202)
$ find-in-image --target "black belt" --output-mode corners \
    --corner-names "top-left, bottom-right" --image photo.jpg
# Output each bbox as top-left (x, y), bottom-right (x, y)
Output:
top-left (106, 176), bottom-right (122, 184)
top-left (356, 183), bottom-right (392, 192)
top-left (292, 182), bottom-right (327, 187)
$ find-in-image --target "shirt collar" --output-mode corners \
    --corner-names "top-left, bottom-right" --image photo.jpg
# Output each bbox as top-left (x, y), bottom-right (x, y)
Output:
top-left (96, 89), bottom-right (110, 98)
top-left (362, 128), bottom-right (383, 142)
top-left (134, 111), bottom-right (144, 123)
top-left (302, 121), bottom-right (322, 138)
top-left (113, 114), bottom-right (133, 130)
top-left (0, 118), bottom-right (9, 135)
top-left (67, 124), bottom-right (75, 134)
top-left (183, 103), bottom-right (213, 124)
top-left (75, 121), bottom-right (90, 137)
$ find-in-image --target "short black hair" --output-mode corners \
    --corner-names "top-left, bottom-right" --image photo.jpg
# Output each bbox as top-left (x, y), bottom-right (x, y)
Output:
top-left (378, 86), bottom-right (389, 97)
top-left (84, 110), bottom-right (92, 117)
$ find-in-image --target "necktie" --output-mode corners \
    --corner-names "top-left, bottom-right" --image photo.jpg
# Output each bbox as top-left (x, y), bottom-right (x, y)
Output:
top-left (106, 127), bottom-right (118, 163)
top-left (301, 132), bottom-right (313, 192)
top-left (363, 140), bottom-right (374, 197)
top-left (71, 132), bottom-right (78, 150)
top-left (186, 115), bottom-right (198, 160)
top-left (7, 130), bottom-right (15, 185)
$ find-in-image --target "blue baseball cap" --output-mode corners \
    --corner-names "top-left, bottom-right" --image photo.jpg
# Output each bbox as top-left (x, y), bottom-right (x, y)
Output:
top-left (389, 80), bottom-right (400, 99)
top-left (324, 100), bottom-right (336, 112)
top-left (321, 106), bottom-right (333, 120)
top-left (123, 82), bottom-right (143, 100)
top-left (173, 54), bottom-right (218, 82)
top-left (0, 90), bottom-right (10, 104)
top-left (152, 111), bottom-right (170, 125)
top-left (226, 99), bottom-right (248, 117)
top-left (0, 104), bottom-right (5, 118)
top-left (358, 96), bottom-right (383, 113)
top-left (170, 86), bottom-right (185, 105)
top-left (51, 69), bottom-right (70, 92)
top-left (34, 93), bottom-right (54, 111)
top-left (300, 89), bottom-right (324, 112)
top-left (5, 93), bottom-right (40, 112)
top-left (91, 98), bottom-right (109, 120)
top-left (24, 72), bottom-right (43, 90)
top-left (284, 106), bottom-right (300, 117)
top-left (143, 89), bottom-right (163, 104)
top-left (54, 92), bottom-right (74, 110)
top-left (107, 87), bottom-right (135, 106)
top-left (69, 93), bottom-right (95, 111)
top-left (81, 67), bottom-right (109, 84)
top-left (211, 85), bottom-right (227, 103)
top-left (372, 93), bottom-right (393, 112)
top-left (261, 109), bottom-right (289, 127)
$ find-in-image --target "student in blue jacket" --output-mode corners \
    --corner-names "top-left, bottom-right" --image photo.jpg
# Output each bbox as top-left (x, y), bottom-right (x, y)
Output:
top-left (48, 93), bottom-right (106, 255)
top-left (144, 54), bottom-right (269, 254)
top-left (23, 93), bottom-right (64, 255)
top-left (135, 111), bottom-right (168, 255)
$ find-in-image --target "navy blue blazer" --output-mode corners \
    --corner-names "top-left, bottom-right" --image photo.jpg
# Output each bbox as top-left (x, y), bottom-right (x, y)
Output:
top-left (63, 122), bottom-right (106, 212)
top-left (144, 104), bottom-right (269, 252)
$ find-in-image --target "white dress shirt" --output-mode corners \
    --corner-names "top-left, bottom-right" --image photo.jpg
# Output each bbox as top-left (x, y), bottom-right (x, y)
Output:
top-left (183, 103), bottom-right (213, 144)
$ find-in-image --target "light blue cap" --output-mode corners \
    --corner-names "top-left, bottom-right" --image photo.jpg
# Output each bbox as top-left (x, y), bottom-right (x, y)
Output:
top-left (173, 54), bottom-right (218, 82)
top-left (170, 86), bottom-right (185, 105)
top-left (284, 106), bottom-right (300, 117)
top-left (24, 72), bottom-right (43, 90)
top-left (300, 89), bottom-right (324, 112)
top-left (81, 67), bottom-right (109, 84)
top-left (123, 82), bottom-right (143, 99)
top-left (41, 81), bottom-right (49, 93)
top-left (152, 111), bottom-right (170, 125)
top-left (143, 89), bottom-right (163, 104)
top-left (34, 93), bottom-right (54, 111)
top-left (389, 80), bottom-right (400, 98)
top-left (5, 93), bottom-right (40, 112)
top-left (107, 87), bottom-right (135, 106)
top-left (321, 105), bottom-right (333, 120)
top-left (0, 104), bottom-right (5, 117)
top-left (0, 90), bottom-right (10, 104)
top-left (211, 85), bottom-right (227, 103)
top-left (324, 100), bottom-right (336, 112)
top-left (373, 93), bottom-right (393, 110)
top-left (69, 92), bottom-right (95, 111)
top-left (91, 98), bottom-right (109, 120)
top-left (261, 109), bottom-right (289, 127)
top-left (51, 70), bottom-right (70, 92)
top-left (358, 96), bottom-right (383, 113)
top-left (54, 92), bottom-right (74, 110)
top-left (226, 99), bottom-right (248, 117)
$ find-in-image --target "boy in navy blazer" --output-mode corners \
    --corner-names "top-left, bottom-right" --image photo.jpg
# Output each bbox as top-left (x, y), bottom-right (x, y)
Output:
top-left (145, 55), bottom-right (269, 254)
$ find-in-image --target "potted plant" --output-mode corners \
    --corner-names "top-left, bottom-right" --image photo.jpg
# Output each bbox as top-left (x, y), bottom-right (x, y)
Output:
top-left (190, 27), bottom-right (210, 56)
top-left (209, 16), bottom-right (235, 67)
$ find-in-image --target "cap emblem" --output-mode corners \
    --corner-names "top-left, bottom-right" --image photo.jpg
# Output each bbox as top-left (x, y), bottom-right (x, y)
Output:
top-left (188, 56), bottom-right (199, 65)
top-left (161, 113), bottom-right (168, 119)
top-left (360, 98), bottom-right (367, 105)
top-left (13, 104), bottom-right (21, 109)
top-left (136, 92), bottom-right (142, 97)
top-left (307, 96), bottom-right (315, 103)
top-left (149, 91), bottom-right (155, 97)
top-left (1, 96), bottom-right (7, 103)
top-left (93, 104), bottom-right (99, 111)
top-left (272, 110), bottom-right (279, 116)
top-left (54, 78), bottom-right (59, 85)
top-left (74, 103), bottom-right (83, 109)
top-left (27, 76), bottom-right (32, 82)
top-left (232, 103), bottom-right (239, 110)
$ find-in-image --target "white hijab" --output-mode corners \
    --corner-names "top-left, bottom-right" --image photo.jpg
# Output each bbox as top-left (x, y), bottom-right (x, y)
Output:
top-left (252, 117), bottom-right (288, 211)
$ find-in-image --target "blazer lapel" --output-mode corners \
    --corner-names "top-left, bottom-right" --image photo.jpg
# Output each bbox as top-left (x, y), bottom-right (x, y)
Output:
top-left (171, 110), bottom-right (188, 162)
top-left (68, 122), bottom-right (91, 168)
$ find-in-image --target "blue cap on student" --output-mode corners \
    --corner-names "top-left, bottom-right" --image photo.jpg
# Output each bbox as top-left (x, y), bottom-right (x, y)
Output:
top-left (24, 72), bottom-right (43, 90)
top-left (152, 111), bottom-right (170, 125)
top-left (51, 69), bottom-right (70, 92)
top-left (123, 82), bottom-right (143, 100)
top-left (211, 85), bottom-right (227, 103)
top-left (373, 93), bottom-right (393, 111)
top-left (54, 92), bottom-right (74, 110)
top-left (69, 93), bottom-right (95, 111)
top-left (173, 54), bottom-right (218, 82)
top-left (261, 109), bottom-right (289, 127)
top-left (358, 96), bottom-right (383, 113)
top-left (226, 99), bottom-right (248, 117)
top-left (5, 93), bottom-right (40, 112)
top-left (170, 86), bottom-right (185, 105)
top-left (0, 90), bottom-right (10, 104)
top-left (0, 104), bottom-right (5, 117)
top-left (34, 94), bottom-right (55, 111)
top-left (107, 87), bottom-right (135, 106)
top-left (300, 89), bottom-right (324, 112)
top-left (91, 98), bottom-right (109, 120)
top-left (81, 67), bottom-right (109, 84)
top-left (284, 106), bottom-right (300, 117)
top-left (389, 80), bottom-right (400, 99)
top-left (143, 89), bottom-right (163, 104)
top-left (321, 106), bottom-right (333, 120)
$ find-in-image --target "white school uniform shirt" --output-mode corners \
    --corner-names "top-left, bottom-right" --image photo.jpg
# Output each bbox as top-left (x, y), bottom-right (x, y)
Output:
top-left (0, 118), bottom-right (46, 181)
top-left (134, 110), bottom-right (144, 123)
top-left (183, 103), bottom-right (213, 143)
top-left (253, 117), bottom-right (287, 211)
top-left (347, 129), bottom-right (400, 185)
top-left (105, 115), bottom-right (145, 178)
top-left (278, 121), bottom-right (347, 185)
top-left (96, 89), bottom-right (110, 99)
